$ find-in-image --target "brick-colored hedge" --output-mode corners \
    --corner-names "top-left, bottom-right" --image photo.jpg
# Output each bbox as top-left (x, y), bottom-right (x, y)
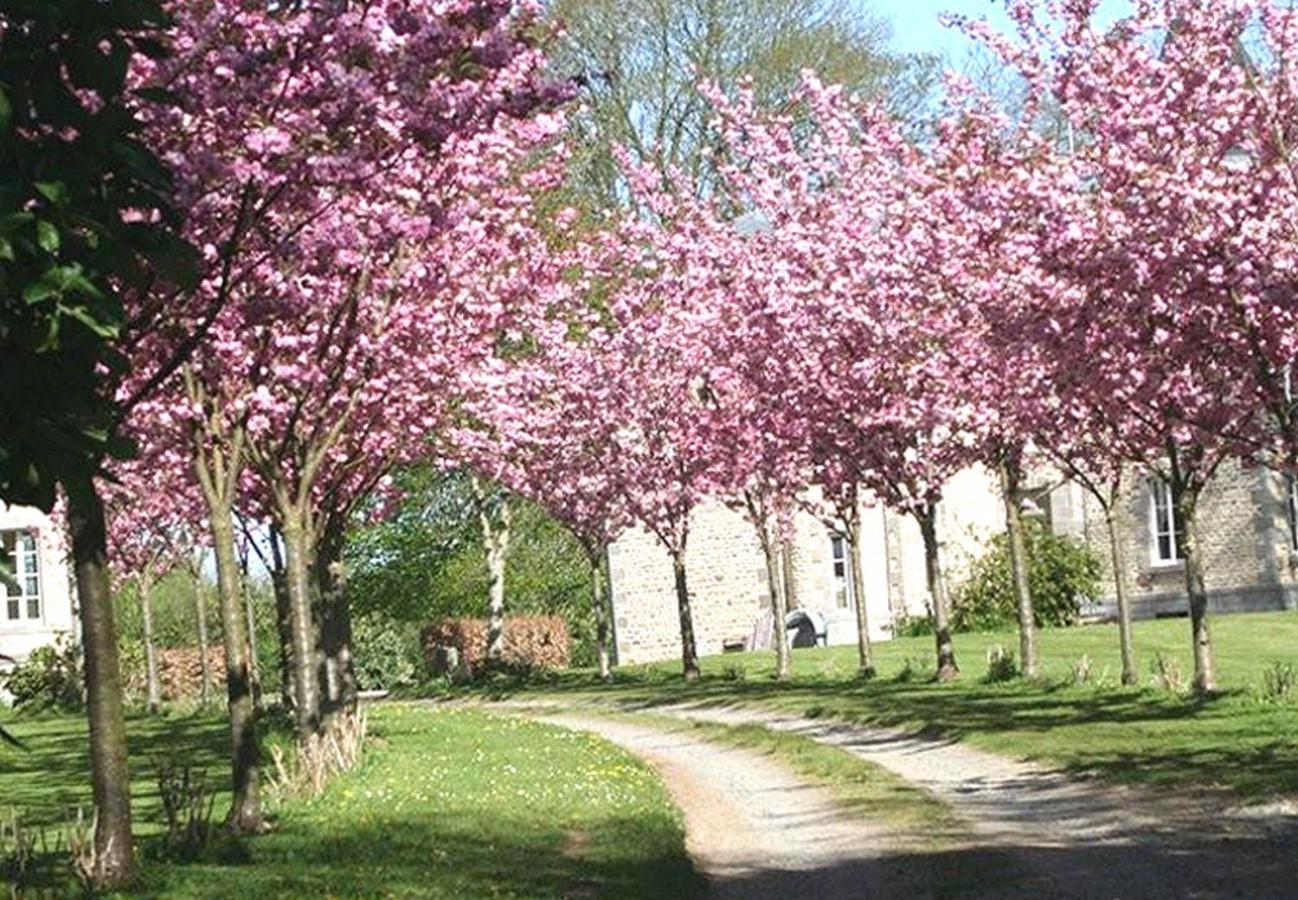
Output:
top-left (128, 646), bottom-right (226, 700)
top-left (421, 616), bottom-right (570, 676)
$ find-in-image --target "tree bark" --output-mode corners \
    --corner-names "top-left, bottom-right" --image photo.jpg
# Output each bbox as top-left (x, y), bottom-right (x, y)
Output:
top-left (671, 550), bottom-right (700, 682)
top-left (760, 535), bottom-right (791, 681)
top-left (242, 576), bottom-right (261, 708)
top-left (844, 515), bottom-right (875, 679)
top-left (281, 512), bottom-right (322, 738)
top-left (1102, 504), bottom-right (1139, 686)
top-left (589, 550), bottom-right (613, 682)
top-left (192, 569), bottom-right (212, 709)
top-left (316, 515), bottom-right (358, 723)
top-left (472, 477), bottom-right (511, 664)
top-left (1173, 481), bottom-right (1217, 694)
top-left (140, 574), bottom-right (161, 715)
top-left (66, 477), bottom-right (134, 887)
top-left (269, 525), bottom-right (295, 711)
top-left (209, 504), bottom-right (265, 831)
top-left (999, 460), bottom-right (1037, 679)
top-left (917, 504), bottom-right (959, 681)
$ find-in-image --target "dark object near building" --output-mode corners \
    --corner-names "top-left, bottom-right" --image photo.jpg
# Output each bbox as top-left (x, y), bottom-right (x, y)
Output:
top-left (785, 610), bottom-right (822, 648)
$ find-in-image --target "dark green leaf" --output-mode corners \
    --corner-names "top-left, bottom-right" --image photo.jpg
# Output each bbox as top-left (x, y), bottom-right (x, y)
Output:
top-left (36, 220), bottom-right (59, 253)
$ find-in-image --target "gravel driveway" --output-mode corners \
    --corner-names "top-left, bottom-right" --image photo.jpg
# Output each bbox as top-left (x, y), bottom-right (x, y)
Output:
top-left (541, 707), bottom-right (1298, 899)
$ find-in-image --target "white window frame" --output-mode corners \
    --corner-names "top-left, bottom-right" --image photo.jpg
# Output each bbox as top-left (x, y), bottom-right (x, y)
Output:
top-left (2, 529), bottom-right (43, 625)
top-left (828, 532), bottom-right (855, 610)
top-left (1148, 479), bottom-right (1184, 567)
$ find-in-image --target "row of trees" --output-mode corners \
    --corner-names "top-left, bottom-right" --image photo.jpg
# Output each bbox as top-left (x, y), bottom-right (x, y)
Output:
top-left (464, 0), bottom-right (1298, 699)
top-left (5, 0), bottom-right (1298, 889)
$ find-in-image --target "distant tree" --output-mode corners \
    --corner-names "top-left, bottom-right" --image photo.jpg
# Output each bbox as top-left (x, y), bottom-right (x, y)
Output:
top-left (548, 0), bottom-right (931, 203)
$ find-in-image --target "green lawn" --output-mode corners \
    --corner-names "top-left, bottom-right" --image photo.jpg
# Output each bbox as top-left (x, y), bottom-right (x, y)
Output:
top-left (469, 611), bottom-right (1298, 800)
top-left (0, 705), bottom-right (700, 898)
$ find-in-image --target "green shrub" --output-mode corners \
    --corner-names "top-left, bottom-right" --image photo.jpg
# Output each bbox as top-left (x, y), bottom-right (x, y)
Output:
top-left (983, 645), bottom-right (1018, 683)
top-left (351, 613), bottom-right (422, 691)
top-left (4, 636), bottom-right (83, 712)
top-left (893, 615), bottom-right (934, 638)
top-left (1261, 661), bottom-right (1296, 702)
top-left (952, 519), bottom-right (1101, 633)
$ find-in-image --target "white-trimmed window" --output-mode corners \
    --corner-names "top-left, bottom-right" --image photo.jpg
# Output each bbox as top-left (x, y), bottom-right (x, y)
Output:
top-left (829, 533), bottom-right (855, 609)
top-left (1148, 480), bottom-right (1184, 565)
top-left (2, 530), bottom-right (41, 623)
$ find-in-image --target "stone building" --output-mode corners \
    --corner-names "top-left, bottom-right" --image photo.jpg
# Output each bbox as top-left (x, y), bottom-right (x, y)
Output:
top-left (607, 461), bottom-right (1298, 666)
top-left (608, 467), bottom-right (1005, 666)
top-left (0, 503), bottom-right (76, 668)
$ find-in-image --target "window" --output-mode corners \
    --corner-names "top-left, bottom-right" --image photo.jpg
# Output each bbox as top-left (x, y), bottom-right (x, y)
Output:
top-left (2, 530), bottom-right (41, 622)
top-left (829, 533), bottom-right (855, 609)
top-left (1148, 480), bottom-right (1184, 565)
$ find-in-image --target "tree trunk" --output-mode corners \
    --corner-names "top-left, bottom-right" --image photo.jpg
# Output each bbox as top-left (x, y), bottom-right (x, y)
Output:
top-left (1173, 482), bottom-right (1217, 694)
top-left (209, 504), bottom-right (265, 832)
top-left (999, 460), bottom-right (1037, 679)
top-left (472, 479), bottom-right (511, 664)
top-left (671, 550), bottom-right (700, 682)
top-left (917, 504), bottom-right (959, 681)
top-left (243, 577), bottom-right (261, 708)
top-left (66, 477), bottom-right (134, 887)
top-left (589, 550), bottom-right (613, 682)
top-left (1102, 504), bottom-right (1138, 686)
top-left (281, 513), bottom-right (322, 738)
top-left (760, 535), bottom-right (791, 681)
top-left (140, 574), bottom-right (161, 715)
top-left (316, 517), bottom-right (358, 723)
top-left (192, 571), bottom-right (212, 709)
top-left (844, 516), bottom-right (875, 679)
top-left (269, 526), bottom-right (295, 711)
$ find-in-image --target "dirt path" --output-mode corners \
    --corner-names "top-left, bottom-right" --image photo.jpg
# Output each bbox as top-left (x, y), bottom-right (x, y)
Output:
top-left (534, 704), bottom-right (1298, 898)
top-left (544, 713), bottom-right (946, 899)
top-left (652, 703), bottom-right (1298, 898)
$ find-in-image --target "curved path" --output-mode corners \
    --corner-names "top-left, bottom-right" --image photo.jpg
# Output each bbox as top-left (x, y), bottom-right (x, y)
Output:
top-left (543, 713), bottom-right (941, 899)
top-left (537, 705), bottom-right (1298, 899)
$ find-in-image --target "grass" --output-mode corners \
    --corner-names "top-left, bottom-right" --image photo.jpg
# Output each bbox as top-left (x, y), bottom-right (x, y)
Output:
top-left (0, 704), bottom-right (700, 898)
top-left (454, 611), bottom-right (1298, 800)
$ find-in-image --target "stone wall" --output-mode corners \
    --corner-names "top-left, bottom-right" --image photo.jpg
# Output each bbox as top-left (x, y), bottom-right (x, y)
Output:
top-left (1078, 459), bottom-right (1298, 618)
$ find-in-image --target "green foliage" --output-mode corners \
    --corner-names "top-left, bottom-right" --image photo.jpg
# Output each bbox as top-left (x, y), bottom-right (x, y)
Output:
top-left (1260, 661), bottom-right (1295, 702)
top-left (351, 614), bottom-right (423, 691)
top-left (3, 637), bottom-right (83, 712)
top-left (893, 614), bottom-right (935, 638)
top-left (347, 467), bottom-right (596, 666)
top-left (983, 645), bottom-right (1018, 684)
top-left (952, 520), bottom-right (1101, 633)
top-left (0, 0), bottom-right (198, 507)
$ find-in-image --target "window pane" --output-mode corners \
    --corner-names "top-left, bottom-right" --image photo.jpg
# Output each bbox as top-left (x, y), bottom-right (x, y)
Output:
top-left (6, 599), bottom-right (18, 620)
top-left (26, 597), bottom-right (39, 619)
top-left (16, 532), bottom-right (34, 553)
top-left (1159, 534), bottom-right (1173, 561)
top-left (24, 576), bottom-right (37, 596)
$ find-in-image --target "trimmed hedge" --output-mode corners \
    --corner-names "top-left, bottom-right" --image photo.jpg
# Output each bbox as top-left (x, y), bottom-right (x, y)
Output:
top-left (421, 616), bottom-right (570, 676)
top-left (127, 646), bottom-right (226, 700)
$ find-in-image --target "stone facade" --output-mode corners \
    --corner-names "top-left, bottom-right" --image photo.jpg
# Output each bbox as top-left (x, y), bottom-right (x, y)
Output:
top-left (0, 503), bottom-right (75, 668)
top-left (608, 467), bottom-right (1005, 666)
top-left (1075, 460), bottom-right (1298, 619)
top-left (609, 458), bottom-right (1298, 666)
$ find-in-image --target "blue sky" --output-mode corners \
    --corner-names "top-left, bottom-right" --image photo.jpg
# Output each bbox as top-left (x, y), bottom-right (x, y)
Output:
top-left (874, 1), bottom-right (1128, 61)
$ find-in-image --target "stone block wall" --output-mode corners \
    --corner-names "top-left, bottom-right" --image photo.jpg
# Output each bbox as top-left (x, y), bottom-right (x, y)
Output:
top-left (1078, 459), bottom-right (1298, 618)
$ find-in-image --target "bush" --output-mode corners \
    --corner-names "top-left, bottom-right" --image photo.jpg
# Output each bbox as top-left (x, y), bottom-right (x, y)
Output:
top-left (421, 616), bottom-right (570, 678)
top-left (351, 613), bottom-right (422, 691)
top-left (1261, 661), bottom-right (1296, 702)
top-left (3, 636), bottom-right (83, 712)
top-left (984, 645), bottom-right (1018, 683)
top-left (952, 519), bottom-right (1101, 633)
top-left (893, 614), bottom-right (934, 638)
